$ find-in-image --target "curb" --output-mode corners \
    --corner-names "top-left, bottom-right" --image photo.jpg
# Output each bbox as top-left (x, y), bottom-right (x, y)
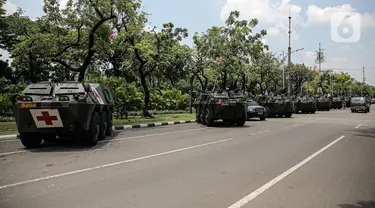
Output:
top-left (113, 120), bottom-right (197, 130)
top-left (1, 120), bottom-right (197, 139)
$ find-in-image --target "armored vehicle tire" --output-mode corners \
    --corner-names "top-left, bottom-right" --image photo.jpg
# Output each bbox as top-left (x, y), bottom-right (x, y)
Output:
top-left (205, 109), bottom-right (214, 127)
top-left (85, 111), bottom-right (100, 146)
top-left (285, 113), bottom-right (292, 118)
top-left (259, 116), bottom-right (266, 121)
top-left (99, 112), bottom-right (108, 141)
top-left (106, 110), bottom-right (113, 136)
top-left (236, 118), bottom-right (246, 126)
top-left (200, 109), bottom-right (207, 125)
top-left (20, 133), bottom-right (43, 149)
top-left (196, 108), bottom-right (201, 123)
top-left (311, 110), bottom-right (316, 114)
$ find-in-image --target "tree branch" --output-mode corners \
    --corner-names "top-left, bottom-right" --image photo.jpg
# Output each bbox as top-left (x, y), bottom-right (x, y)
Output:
top-left (89, 0), bottom-right (104, 19)
top-left (54, 23), bottom-right (83, 57)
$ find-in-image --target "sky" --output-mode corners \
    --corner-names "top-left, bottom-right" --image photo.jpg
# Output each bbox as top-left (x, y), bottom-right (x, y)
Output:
top-left (2, 0), bottom-right (375, 85)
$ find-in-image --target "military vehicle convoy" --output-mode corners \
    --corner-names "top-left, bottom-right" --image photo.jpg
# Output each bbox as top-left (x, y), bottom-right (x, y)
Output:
top-left (330, 97), bottom-right (343, 109)
top-left (12, 81), bottom-right (114, 148)
top-left (194, 90), bottom-right (247, 127)
top-left (256, 95), bottom-right (294, 118)
top-left (316, 96), bottom-right (331, 111)
top-left (294, 96), bottom-right (316, 114)
top-left (350, 97), bottom-right (370, 113)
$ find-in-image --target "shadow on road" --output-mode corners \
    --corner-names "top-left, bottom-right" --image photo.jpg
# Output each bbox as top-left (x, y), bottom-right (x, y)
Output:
top-left (352, 128), bottom-right (375, 139)
top-left (26, 131), bottom-right (122, 153)
top-left (338, 200), bottom-right (375, 208)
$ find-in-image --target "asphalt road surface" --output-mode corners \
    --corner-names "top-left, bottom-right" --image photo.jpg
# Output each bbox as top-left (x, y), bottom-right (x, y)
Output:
top-left (1, 107), bottom-right (375, 208)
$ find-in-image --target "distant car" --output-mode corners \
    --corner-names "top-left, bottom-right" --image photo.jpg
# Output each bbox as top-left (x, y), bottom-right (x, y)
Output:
top-left (350, 97), bottom-right (370, 113)
top-left (371, 98), bottom-right (375, 104)
top-left (246, 99), bottom-right (267, 121)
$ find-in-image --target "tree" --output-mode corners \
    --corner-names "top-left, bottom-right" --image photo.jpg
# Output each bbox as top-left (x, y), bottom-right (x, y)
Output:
top-left (251, 52), bottom-right (281, 95)
top-left (289, 63), bottom-right (314, 95)
top-left (198, 11), bottom-right (267, 90)
top-left (123, 20), bottom-right (188, 117)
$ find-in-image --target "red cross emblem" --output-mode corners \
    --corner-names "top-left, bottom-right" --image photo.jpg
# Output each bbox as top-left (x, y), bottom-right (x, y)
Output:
top-left (36, 111), bottom-right (58, 125)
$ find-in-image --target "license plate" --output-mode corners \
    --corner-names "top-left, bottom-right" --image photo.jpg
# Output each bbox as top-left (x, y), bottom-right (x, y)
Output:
top-left (21, 103), bottom-right (36, 108)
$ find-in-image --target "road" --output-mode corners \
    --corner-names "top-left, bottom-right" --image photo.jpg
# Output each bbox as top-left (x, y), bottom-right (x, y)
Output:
top-left (0, 107), bottom-right (374, 208)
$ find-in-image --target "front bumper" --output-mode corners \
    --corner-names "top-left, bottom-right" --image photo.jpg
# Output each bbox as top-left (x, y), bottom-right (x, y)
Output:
top-left (351, 106), bottom-right (366, 111)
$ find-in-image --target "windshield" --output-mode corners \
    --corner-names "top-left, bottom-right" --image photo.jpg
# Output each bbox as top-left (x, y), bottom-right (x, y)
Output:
top-left (247, 100), bottom-right (259, 106)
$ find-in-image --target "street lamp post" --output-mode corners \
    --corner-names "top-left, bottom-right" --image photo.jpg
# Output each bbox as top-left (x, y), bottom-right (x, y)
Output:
top-left (278, 48), bottom-right (304, 94)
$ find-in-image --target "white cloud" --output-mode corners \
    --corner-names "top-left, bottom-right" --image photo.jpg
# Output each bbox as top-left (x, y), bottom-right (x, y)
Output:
top-left (267, 27), bottom-right (281, 36)
top-left (221, 0), bottom-right (303, 38)
top-left (304, 4), bottom-right (375, 30)
top-left (261, 39), bottom-right (268, 45)
top-left (3, 1), bottom-right (17, 15)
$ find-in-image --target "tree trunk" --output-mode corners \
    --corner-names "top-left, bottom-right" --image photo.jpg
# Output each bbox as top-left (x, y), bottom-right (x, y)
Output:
top-left (139, 64), bottom-right (153, 118)
top-left (189, 79), bottom-right (193, 114)
top-left (222, 70), bottom-right (227, 90)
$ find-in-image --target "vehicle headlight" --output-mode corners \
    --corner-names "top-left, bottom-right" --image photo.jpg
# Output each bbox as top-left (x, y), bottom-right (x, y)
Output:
top-left (248, 108), bottom-right (254, 111)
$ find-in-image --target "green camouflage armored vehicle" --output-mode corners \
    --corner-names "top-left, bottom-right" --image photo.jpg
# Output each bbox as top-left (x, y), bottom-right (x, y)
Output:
top-left (316, 96), bottom-right (331, 111)
top-left (350, 97), bottom-right (370, 113)
top-left (12, 81), bottom-right (115, 148)
top-left (294, 96), bottom-right (316, 114)
top-left (330, 96), bottom-right (343, 109)
top-left (256, 95), bottom-right (294, 118)
top-left (194, 90), bottom-right (247, 127)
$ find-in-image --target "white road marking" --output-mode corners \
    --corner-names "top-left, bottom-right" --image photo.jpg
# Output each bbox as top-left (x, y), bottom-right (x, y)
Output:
top-left (228, 135), bottom-right (346, 208)
top-left (0, 150), bottom-right (27, 157)
top-left (0, 137), bottom-right (235, 190)
top-left (355, 124), bottom-right (363, 129)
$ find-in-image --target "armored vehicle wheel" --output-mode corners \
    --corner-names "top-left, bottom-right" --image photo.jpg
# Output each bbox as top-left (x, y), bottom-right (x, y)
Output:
top-left (236, 118), bottom-right (246, 126)
top-left (311, 110), bottom-right (316, 114)
top-left (106, 110), bottom-right (113, 136)
top-left (259, 116), bottom-right (266, 121)
top-left (285, 113), bottom-right (292, 118)
top-left (205, 108), bottom-right (214, 127)
top-left (86, 111), bottom-right (100, 146)
top-left (20, 133), bottom-right (43, 149)
top-left (200, 108), bottom-right (207, 125)
top-left (42, 134), bottom-right (57, 143)
top-left (99, 112), bottom-right (108, 141)
top-left (196, 108), bottom-right (202, 123)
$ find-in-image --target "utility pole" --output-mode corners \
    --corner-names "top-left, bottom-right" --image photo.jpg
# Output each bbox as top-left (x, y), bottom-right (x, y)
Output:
top-left (318, 42), bottom-right (322, 95)
top-left (362, 66), bottom-right (365, 96)
top-left (282, 51), bottom-right (285, 89)
top-left (287, 8), bottom-right (292, 95)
